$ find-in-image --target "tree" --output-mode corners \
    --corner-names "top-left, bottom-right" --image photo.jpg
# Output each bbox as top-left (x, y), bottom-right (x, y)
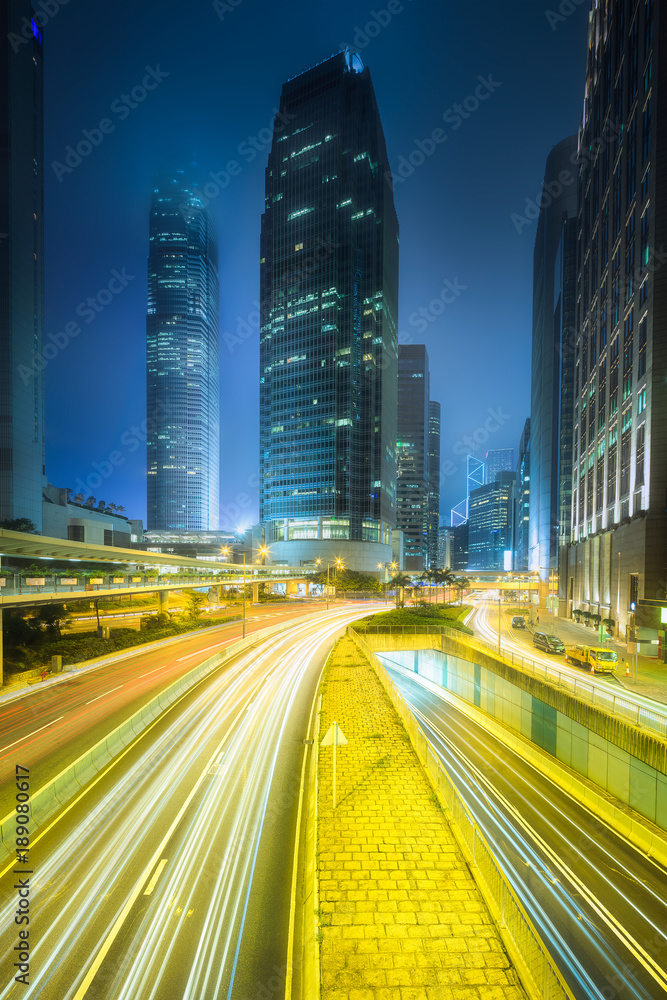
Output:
top-left (0, 518), bottom-right (38, 534)
top-left (433, 567), bottom-right (457, 604)
top-left (183, 592), bottom-right (207, 622)
top-left (85, 496), bottom-right (97, 507)
top-left (388, 573), bottom-right (412, 607)
top-left (453, 575), bottom-right (471, 605)
top-left (73, 493), bottom-right (85, 504)
top-left (421, 569), bottom-right (435, 602)
top-left (33, 603), bottom-right (73, 637)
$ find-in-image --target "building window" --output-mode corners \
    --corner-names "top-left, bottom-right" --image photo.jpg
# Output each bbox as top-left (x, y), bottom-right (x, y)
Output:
top-left (67, 525), bottom-right (84, 542)
top-left (640, 205), bottom-right (650, 270)
top-left (642, 96), bottom-right (651, 165)
top-left (635, 423), bottom-right (645, 486)
top-left (104, 529), bottom-right (113, 545)
top-left (637, 314), bottom-right (647, 377)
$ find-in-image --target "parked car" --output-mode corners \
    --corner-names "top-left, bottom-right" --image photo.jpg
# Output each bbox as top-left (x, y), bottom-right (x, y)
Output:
top-left (511, 615), bottom-right (526, 628)
top-left (532, 631), bottom-right (565, 654)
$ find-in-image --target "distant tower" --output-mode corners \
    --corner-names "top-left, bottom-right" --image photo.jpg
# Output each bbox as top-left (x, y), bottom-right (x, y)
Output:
top-left (259, 50), bottom-right (398, 571)
top-left (397, 346), bottom-right (429, 571)
top-left (485, 448), bottom-right (515, 484)
top-left (146, 172), bottom-right (220, 530)
top-left (0, 1), bottom-right (45, 530)
top-left (427, 400), bottom-right (441, 567)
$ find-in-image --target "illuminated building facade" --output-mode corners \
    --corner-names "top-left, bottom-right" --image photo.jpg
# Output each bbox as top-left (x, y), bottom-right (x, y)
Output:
top-left (427, 400), bottom-right (441, 567)
top-left (397, 346), bottom-right (429, 571)
top-left (146, 172), bottom-right (220, 530)
top-left (468, 473), bottom-right (515, 571)
top-left (564, 0), bottom-right (666, 639)
top-left (259, 51), bottom-right (398, 571)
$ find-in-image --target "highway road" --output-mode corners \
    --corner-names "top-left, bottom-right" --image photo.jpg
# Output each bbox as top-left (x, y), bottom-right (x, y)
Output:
top-left (469, 596), bottom-right (667, 725)
top-left (0, 601), bottom-right (342, 816)
top-left (383, 657), bottom-right (667, 1000)
top-left (0, 604), bottom-right (370, 999)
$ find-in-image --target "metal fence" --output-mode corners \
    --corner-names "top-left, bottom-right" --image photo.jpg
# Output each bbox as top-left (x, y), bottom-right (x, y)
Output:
top-left (348, 627), bottom-right (576, 1000)
top-left (354, 623), bottom-right (667, 740)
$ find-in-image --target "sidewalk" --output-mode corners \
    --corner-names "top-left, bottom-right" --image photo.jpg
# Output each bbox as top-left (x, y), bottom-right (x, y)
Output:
top-left (317, 635), bottom-right (527, 999)
top-left (531, 608), bottom-right (667, 705)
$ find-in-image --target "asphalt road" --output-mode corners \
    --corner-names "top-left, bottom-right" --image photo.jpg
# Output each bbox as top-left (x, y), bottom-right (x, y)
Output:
top-left (0, 601), bottom-right (339, 816)
top-left (0, 605), bottom-right (370, 1000)
top-left (383, 658), bottom-right (667, 1000)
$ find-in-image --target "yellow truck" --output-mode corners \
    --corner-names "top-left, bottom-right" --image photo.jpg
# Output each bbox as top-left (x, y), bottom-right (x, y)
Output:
top-left (565, 644), bottom-right (618, 673)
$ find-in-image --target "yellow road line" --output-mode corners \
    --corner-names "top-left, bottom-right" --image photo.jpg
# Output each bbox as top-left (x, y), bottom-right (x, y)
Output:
top-left (143, 858), bottom-right (168, 896)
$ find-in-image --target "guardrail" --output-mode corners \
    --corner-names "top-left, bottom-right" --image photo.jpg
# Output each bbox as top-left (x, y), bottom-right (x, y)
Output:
top-left (348, 627), bottom-right (575, 1000)
top-left (0, 618), bottom-right (290, 865)
top-left (355, 623), bottom-right (667, 740)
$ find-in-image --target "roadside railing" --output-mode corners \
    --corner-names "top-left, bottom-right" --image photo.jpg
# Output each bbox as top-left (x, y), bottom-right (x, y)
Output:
top-left (348, 627), bottom-right (576, 1000)
top-left (353, 624), bottom-right (667, 740)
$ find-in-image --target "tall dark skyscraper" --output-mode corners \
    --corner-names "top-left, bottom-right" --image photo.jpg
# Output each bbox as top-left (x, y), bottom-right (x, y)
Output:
top-left (529, 135), bottom-right (578, 584)
top-left (146, 173), bottom-right (220, 531)
top-left (427, 400), bottom-right (441, 568)
top-left (259, 50), bottom-right (398, 571)
top-left (397, 345), bottom-right (429, 571)
top-left (514, 418), bottom-right (531, 571)
top-left (0, 2), bottom-right (45, 530)
top-left (565, 0), bottom-right (667, 639)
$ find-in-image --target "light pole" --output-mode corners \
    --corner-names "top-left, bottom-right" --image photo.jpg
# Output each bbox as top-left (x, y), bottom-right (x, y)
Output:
top-left (242, 551), bottom-right (246, 638)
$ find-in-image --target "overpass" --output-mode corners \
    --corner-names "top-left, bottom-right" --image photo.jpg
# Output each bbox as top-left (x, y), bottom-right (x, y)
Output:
top-left (0, 528), bottom-right (320, 679)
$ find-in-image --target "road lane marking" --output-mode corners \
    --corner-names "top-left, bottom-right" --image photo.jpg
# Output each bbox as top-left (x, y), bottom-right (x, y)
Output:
top-left (0, 716), bottom-right (64, 754)
top-left (137, 665), bottom-right (167, 679)
top-left (143, 859), bottom-right (168, 895)
top-left (85, 685), bottom-right (123, 706)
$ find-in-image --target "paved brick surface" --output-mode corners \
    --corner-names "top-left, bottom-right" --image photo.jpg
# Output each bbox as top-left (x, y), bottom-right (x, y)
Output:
top-left (317, 636), bottom-right (527, 999)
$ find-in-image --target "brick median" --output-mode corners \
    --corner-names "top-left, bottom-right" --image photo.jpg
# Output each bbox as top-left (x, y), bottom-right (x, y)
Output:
top-left (317, 636), bottom-right (527, 999)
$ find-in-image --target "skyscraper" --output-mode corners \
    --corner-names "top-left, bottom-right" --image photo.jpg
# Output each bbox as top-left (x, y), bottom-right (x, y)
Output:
top-left (514, 418), bottom-right (531, 571)
top-left (259, 50), bottom-right (398, 571)
top-left (427, 400), bottom-right (441, 567)
top-left (397, 345), bottom-right (429, 571)
top-left (0, 1), bottom-right (45, 530)
top-left (484, 448), bottom-right (515, 484)
top-left (468, 472), bottom-right (515, 571)
top-left (529, 135), bottom-right (578, 585)
top-left (146, 172), bottom-right (220, 531)
top-left (565, 0), bottom-right (667, 638)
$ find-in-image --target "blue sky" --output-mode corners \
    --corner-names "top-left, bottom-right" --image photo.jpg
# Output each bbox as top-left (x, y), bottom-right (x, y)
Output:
top-left (42, 0), bottom-right (590, 529)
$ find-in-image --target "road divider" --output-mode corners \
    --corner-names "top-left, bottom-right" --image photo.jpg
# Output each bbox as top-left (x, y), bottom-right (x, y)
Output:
top-left (0, 618), bottom-right (293, 864)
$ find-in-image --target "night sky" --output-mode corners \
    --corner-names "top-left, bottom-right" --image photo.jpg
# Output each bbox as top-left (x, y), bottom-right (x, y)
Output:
top-left (43, 0), bottom-right (590, 530)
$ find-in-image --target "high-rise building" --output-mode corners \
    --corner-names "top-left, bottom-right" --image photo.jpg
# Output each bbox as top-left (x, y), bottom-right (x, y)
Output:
top-left (468, 472), bottom-right (515, 571)
top-left (397, 345), bottom-right (429, 571)
top-left (514, 418), bottom-right (531, 571)
top-left (529, 135), bottom-right (578, 586)
top-left (0, 2), bottom-right (45, 530)
top-left (427, 400), bottom-right (441, 567)
top-left (437, 525), bottom-right (453, 569)
top-left (485, 448), bottom-right (515, 484)
top-left (259, 50), bottom-right (398, 571)
top-left (450, 522), bottom-right (469, 571)
top-left (146, 172), bottom-right (220, 531)
top-left (565, 0), bottom-right (667, 639)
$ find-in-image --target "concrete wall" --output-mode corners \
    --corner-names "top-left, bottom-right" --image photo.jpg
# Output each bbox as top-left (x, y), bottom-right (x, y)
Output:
top-left (363, 634), bottom-right (667, 832)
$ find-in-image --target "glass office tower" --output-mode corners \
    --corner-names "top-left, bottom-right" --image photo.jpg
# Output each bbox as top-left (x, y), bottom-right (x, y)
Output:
top-left (146, 173), bottom-right (220, 530)
top-left (565, 0), bottom-right (667, 640)
top-left (0, 1), bottom-right (45, 530)
top-left (259, 50), bottom-right (398, 571)
top-left (397, 346), bottom-right (429, 571)
top-left (427, 400), bottom-right (441, 568)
